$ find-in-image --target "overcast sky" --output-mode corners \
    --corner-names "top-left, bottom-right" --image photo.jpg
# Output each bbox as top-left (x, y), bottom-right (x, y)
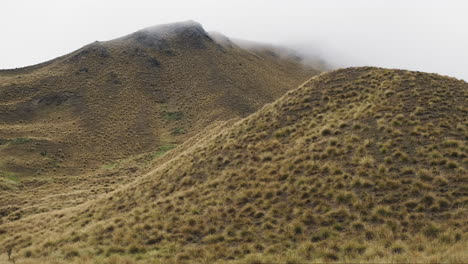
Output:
top-left (2, 0), bottom-right (467, 80)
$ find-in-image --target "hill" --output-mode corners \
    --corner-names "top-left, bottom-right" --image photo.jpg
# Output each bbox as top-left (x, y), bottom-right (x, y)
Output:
top-left (0, 20), bottom-right (316, 170)
top-left (0, 21), bottom-right (319, 221)
top-left (1, 67), bottom-right (466, 263)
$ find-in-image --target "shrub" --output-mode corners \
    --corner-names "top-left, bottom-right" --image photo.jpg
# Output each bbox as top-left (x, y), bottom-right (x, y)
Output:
top-left (378, 164), bottom-right (388, 174)
top-left (359, 156), bottom-right (375, 167)
top-left (323, 251), bottom-right (339, 261)
top-left (391, 244), bottom-right (405, 254)
top-left (204, 234), bottom-right (225, 244)
top-left (163, 111), bottom-right (184, 121)
top-left (336, 192), bottom-right (356, 205)
top-left (442, 139), bottom-right (461, 148)
top-left (128, 244), bottom-right (144, 254)
top-left (351, 221), bottom-right (365, 231)
top-left (423, 225), bottom-right (440, 238)
top-left (321, 127), bottom-right (332, 136)
top-left (418, 169), bottom-right (433, 182)
top-left (65, 250), bottom-right (80, 258)
top-left (24, 250), bottom-right (33, 258)
top-left (446, 160), bottom-right (458, 169)
top-left (172, 127), bottom-right (187, 135)
top-left (401, 167), bottom-right (415, 175)
top-left (373, 206), bottom-right (392, 217)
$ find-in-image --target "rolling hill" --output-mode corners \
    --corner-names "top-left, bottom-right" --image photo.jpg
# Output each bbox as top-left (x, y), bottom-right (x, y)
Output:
top-left (0, 21), bottom-right (319, 222)
top-left (1, 67), bottom-right (466, 263)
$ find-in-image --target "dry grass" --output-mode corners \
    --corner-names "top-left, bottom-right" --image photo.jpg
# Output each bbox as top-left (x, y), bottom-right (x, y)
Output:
top-left (0, 23), bottom-right (317, 224)
top-left (0, 67), bottom-right (466, 263)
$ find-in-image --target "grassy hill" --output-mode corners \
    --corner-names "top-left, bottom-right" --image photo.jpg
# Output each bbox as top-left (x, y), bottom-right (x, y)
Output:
top-left (1, 67), bottom-right (466, 263)
top-left (0, 21), bottom-right (316, 170)
top-left (0, 21), bottom-right (318, 222)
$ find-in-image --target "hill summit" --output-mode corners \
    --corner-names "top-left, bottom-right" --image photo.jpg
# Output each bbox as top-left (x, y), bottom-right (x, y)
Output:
top-left (120, 20), bottom-right (212, 51)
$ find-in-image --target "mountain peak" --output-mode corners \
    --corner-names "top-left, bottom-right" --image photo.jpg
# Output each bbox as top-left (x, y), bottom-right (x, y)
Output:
top-left (141, 20), bottom-right (206, 37)
top-left (122, 20), bottom-right (212, 49)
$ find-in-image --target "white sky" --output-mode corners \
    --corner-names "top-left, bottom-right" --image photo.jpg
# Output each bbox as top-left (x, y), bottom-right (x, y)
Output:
top-left (1, 0), bottom-right (468, 80)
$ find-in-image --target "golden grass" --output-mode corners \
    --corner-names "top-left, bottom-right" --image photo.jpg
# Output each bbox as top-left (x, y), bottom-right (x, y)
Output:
top-left (0, 23), bottom-right (317, 225)
top-left (1, 67), bottom-right (466, 263)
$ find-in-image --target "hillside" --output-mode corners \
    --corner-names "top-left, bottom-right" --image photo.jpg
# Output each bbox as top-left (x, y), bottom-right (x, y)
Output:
top-left (1, 67), bottom-right (466, 263)
top-left (0, 21), bottom-right (318, 221)
top-left (0, 21), bottom-right (316, 170)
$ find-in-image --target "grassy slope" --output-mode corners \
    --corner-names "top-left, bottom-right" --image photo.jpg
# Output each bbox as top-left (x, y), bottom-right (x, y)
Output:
top-left (0, 22), bottom-right (317, 223)
top-left (1, 67), bottom-right (467, 263)
top-left (0, 22), bottom-right (315, 169)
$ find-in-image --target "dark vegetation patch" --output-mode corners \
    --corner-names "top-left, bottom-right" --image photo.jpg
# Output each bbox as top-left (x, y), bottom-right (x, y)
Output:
top-left (163, 111), bottom-right (184, 121)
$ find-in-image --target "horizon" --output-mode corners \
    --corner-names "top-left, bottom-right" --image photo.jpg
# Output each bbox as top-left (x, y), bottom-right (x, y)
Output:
top-left (2, 0), bottom-right (468, 80)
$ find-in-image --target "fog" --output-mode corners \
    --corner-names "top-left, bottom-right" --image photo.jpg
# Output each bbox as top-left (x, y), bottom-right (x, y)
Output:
top-left (2, 0), bottom-right (467, 80)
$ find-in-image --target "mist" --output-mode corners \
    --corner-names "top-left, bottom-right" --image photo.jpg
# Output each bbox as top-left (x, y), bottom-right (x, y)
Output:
top-left (2, 0), bottom-right (467, 80)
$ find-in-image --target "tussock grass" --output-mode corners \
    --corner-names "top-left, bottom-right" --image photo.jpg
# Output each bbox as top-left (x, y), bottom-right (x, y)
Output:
top-left (1, 67), bottom-right (467, 263)
top-left (0, 23), bottom-right (317, 226)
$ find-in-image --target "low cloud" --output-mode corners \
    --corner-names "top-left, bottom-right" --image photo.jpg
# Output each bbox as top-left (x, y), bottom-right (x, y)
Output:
top-left (1, 0), bottom-right (467, 80)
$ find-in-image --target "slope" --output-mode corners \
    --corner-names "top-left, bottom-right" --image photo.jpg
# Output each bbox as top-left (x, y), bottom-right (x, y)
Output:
top-left (2, 67), bottom-right (467, 263)
top-left (0, 21), bottom-right (318, 221)
top-left (0, 20), bottom-right (316, 172)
